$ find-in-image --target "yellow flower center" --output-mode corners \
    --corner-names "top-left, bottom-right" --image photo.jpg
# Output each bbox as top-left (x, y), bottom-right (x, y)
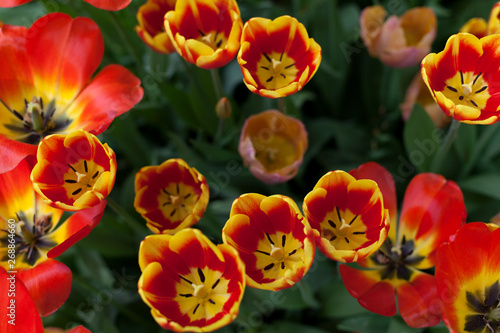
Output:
top-left (321, 207), bottom-right (368, 250)
top-left (64, 160), bottom-right (104, 200)
top-left (443, 70), bottom-right (489, 109)
top-left (256, 52), bottom-right (298, 90)
top-left (3, 96), bottom-right (70, 144)
top-left (176, 268), bottom-right (230, 320)
top-left (252, 133), bottom-right (297, 172)
top-left (160, 183), bottom-right (198, 221)
top-left (196, 29), bottom-right (227, 51)
top-left (255, 232), bottom-right (304, 275)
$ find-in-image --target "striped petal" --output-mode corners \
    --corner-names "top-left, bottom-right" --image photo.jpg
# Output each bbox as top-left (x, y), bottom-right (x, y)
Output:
top-left (222, 193), bottom-right (315, 291)
top-left (135, 0), bottom-right (177, 54)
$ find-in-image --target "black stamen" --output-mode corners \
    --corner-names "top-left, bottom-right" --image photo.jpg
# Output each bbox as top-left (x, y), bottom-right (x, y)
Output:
top-left (68, 164), bottom-right (77, 172)
top-left (179, 293), bottom-right (192, 297)
top-left (208, 299), bottom-right (216, 305)
top-left (471, 100), bottom-right (478, 107)
top-left (193, 304), bottom-right (200, 315)
top-left (162, 202), bottom-right (170, 207)
top-left (212, 279), bottom-right (220, 289)
top-left (266, 76), bottom-right (274, 82)
top-left (260, 66), bottom-right (269, 70)
top-left (280, 74), bottom-right (286, 79)
top-left (84, 160), bottom-right (88, 173)
top-left (263, 52), bottom-right (271, 62)
top-left (184, 193), bottom-right (191, 199)
top-left (162, 188), bottom-right (171, 195)
top-left (288, 249), bottom-right (297, 256)
top-left (349, 214), bottom-right (359, 225)
top-left (473, 72), bottom-right (482, 85)
top-left (92, 171), bottom-right (99, 179)
top-left (459, 96), bottom-right (464, 100)
top-left (281, 235), bottom-right (286, 247)
top-left (284, 63), bottom-right (295, 69)
top-left (264, 263), bottom-right (274, 270)
top-left (12, 109), bottom-right (24, 121)
top-left (475, 86), bottom-right (488, 94)
top-left (176, 183), bottom-right (180, 194)
top-left (256, 250), bottom-right (270, 256)
top-left (197, 29), bottom-right (205, 37)
top-left (216, 40), bottom-right (222, 48)
top-left (345, 237), bottom-right (350, 243)
top-left (330, 235), bottom-right (337, 241)
top-left (198, 268), bottom-right (205, 283)
top-left (446, 86), bottom-right (458, 92)
top-left (170, 208), bottom-right (176, 217)
top-left (279, 51), bottom-right (284, 61)
top-left (460, 70), bottom-right (464, 84)
top-left (281, 262), bottom-right (285, 269)
top-left (328, 219), bottom-right (337, 229)
top-left (179, 275), bottom-right (193, 284)
top-left (336, 207), bottom-right (342, 222)
top-left (72, 188), bottom-right (82, 195)
top-left (266, 233), bottom-right (274, 245)
top-left (353, 231), bottom-right (366, 235)
top-left (65, 179), bottom-right (77, 183)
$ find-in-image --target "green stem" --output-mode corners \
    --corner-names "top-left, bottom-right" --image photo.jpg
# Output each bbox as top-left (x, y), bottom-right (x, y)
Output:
top-left (106, 197), bottom-right (149, 238)
top-left (278, 98), bottom-right (286, 113)
top-left (430, 119), bottom-right (461, 174)
top-left (107, 12), bottom-right (143, 73)
top-left (211, 68), bottom-right (226, 143)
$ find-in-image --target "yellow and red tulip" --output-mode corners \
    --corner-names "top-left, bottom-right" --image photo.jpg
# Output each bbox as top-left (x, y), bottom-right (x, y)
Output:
top-left (31, 130), bottom-right (116, 212)
top-left (237, 15), bottom-right (322, 98)
top-left (136, 0), bottom-right (177, 54)
top-left (436, 222), bottom-right (500, 333)
top-left (0, 259), bottom-right (72, 333)
top-left (238, 110), bottom-right (308, 184)
top-left (339, 163), bottom-right (466, 328)
top-left (222, 193), bottom-right (315, 291)
top-left (488, 2), bottom-right (500, 35)
top-left (421, 33), bottom-right (500, 124)
top-left (0, 13), bottom-right (143, 173)
top-left (0, 157), bottom-right (106, 269)
top-left (0, 0), bottom-right (130, 10)
top-left (459, 18), bottom-right (488, 39)
top-left (134, 158), bottom-right (209, 234)
top-left (303, 168), bottom-right (390, 263)
top-left (360, 6), bottom-right (436, 68)
top-left (164, 0), bottom-right (243, 69)
top-left (138, 228), bottom-right (245, 332)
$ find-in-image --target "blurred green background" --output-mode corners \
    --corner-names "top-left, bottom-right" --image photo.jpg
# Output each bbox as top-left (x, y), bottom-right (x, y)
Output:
top-left (2, 0), bottom-right (500, 332)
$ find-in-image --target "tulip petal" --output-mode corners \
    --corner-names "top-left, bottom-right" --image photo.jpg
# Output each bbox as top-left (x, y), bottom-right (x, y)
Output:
top-left (84, 0), bottom-right (131, 11)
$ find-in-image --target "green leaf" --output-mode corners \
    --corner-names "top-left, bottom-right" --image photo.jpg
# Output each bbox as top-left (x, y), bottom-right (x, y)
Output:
top-left (387, 316), bottom-right (422, 333)
top-left (458, 173), bottom-right (500, 200)
top-left (403, 104), bottom-right (439, 173)
top-left (320, 277), bottom-right (368, 319)
top-left (454, 123), bottom-right (476, 163)
top-left (337, 313), bottom-right (391, 333)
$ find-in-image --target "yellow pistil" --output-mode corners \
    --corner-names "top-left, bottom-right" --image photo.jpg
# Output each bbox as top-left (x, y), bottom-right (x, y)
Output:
top-left (256, 51), bottom-right (298, 90)
top-left (270, 243), bottom-right (284, 259)
top-left (64, 160), bottom-right (103, 199)
top-left (192, 283), bottom-right (208, 299)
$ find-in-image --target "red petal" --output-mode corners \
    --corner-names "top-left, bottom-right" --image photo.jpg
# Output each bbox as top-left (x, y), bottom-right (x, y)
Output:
top-left (27, 13), bottom-right (104, 109)
top-left (84, 0), bottom-right (131, 11)
top-left (339, 264), bottom-right (397, 316)
top-left (0, 137), bottom-right (37, 173)
top-left (47, 200), bottom-right (106, 258)
top-left (17, 259), bottom-right (72, 317)
top-left (398, 173), bottom-right (465, 268)
top-left (0, 268), bottom-right (43, 333)
top-left (396, 270), bottom-right (442, 328)
top-left (0, 0), bottom-right (33, 6)
top-left (65, 65), bottom-right (143, 135)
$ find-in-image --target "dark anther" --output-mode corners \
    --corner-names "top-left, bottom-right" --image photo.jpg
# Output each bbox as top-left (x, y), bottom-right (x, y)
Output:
top-left (263, 52), bottom-right (271, 62)
top-left (179, 275), bottom-right (193, 284)
top-left (197, 29), bottom-right (205, 37)
top-left (65, 179), bottom-right (77, 183)
top-left (288, 249), bottom-right (297, 256)
top-left (170, 208), bottom-right (176, 217)
top-left (68, 164), bottom-right (77, 172)
top-left (208, 299), bottom-right (216, 305)
top-left (264, 263), bottom-right (274, 270)
top-left (216, 40), bottom-right (222, 48)
top-left (212, 279), bottom-right (220, 289)
top-left (281, 235), bottom-right (286, 247)
top-left (198, 268), bottom-right (205, 283)
top-left (179, 293), bottom-right (192, 298)
top-left (266, 233), bottom-right (274, 245)
top-left (260, 66), bottom-right (269, 70)
top-left (447, 86), bottom-right (458, 92)
top-left (459, 96), bottom-right (464, 100)
top-left (176, 183), bottom-right (180, 194)
top-left (471, 100), bottom-right (478, 107)
top-left (266, 76), bottom-right (274, 82)
top-left (353, 231), bottom-right (365, 235)
top-left (162, 202), bottom-right (170, 207)
top-left (162, 188), bottom-right (171, 195)
top-left (475, 86), bottom-right (488, 94)
top-left (330, 235), bottom-right (337, 241)
top-left (345, 237), bottom-right (350, 243)
top-left (12, 110), bottom-right (24, 121)
top-left (193, 304), bottom-right (200, 315)
top-left (92, 171), bottom-right (99, 179)
top-left (256, 250), bottom-right (270, 256)
top-left (184, 193), bottom-right (191, 199)
top-left (84, 160), bottom-right (88, 173)
top-left (473, 72), bottom-right (482, 85)
top-left (460, 70), bottom-right (464, 84)
top-left (328, 219), bottom-right (336, 229)
top-left (281, 262), bottom-right (285, 269)
top-left (284, 63), bottom-right (295, 69)
top-left (280, 74), bottom-right (286, 79)
top-left (72, 188), bottom-right (82, 195)
top-left (349, 214), bottom-right (359, 225)
top-left (279, 51), bottom-right (284, 61)
top-left (336, 207), bottom-right (342, 222)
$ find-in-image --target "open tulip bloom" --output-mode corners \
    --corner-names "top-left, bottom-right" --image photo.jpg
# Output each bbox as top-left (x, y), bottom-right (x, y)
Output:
top-left (303, 168), bottom-right (390, 264)
top-left (31, 130), bottom-right (116, 211)
top-left (222, 193), bottom-right (315, 291)
top-left (138, 228), bottom-right (245, 332)
top-left (435, 222), bottom-right (500, 333)
top-left (136, 0), bottom-right (177, 54)
top-left (421, 33), bottom-right (500, 124)
top-left (134, 158), bottom-right (209, 234)
top-left (237, 15), bottom-right (322, 98)
top-left (164, 0), bottom-right (243, 69)
top-left (0, 12), bottom-right (143, 173)
top-left (338, 162), bottom-right (467, 328)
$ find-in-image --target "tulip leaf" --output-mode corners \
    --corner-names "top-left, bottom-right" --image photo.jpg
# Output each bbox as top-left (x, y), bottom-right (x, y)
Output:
top-left (458, 173), bottom-right (500, 201)
top-left (337, 313), bottom-right (391, 333)
top-left (403, 104), bottom-right (439, 173)
top-left (454, 123), bottom-right (476, 164)
top-left (320, 277), bottom-right (368, 319)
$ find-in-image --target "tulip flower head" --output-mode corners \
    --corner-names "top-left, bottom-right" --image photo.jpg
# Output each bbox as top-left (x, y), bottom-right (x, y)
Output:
top-left (136, 0), bottom-right (177, 54)
top-left (164, 0), bottom-right (243, 69)
top-left (339, 163), bottom-right (466, 328)
top-left (134, 158), bottom-right (209, 234)
top-left (138, 228), bottom-right (245, 332)
top-left (237, 15), bottom-right (322, 98)
top-left (239, 110), bottom-right (308, 184)
top-left (222, 193), bottom-right (315, 291)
